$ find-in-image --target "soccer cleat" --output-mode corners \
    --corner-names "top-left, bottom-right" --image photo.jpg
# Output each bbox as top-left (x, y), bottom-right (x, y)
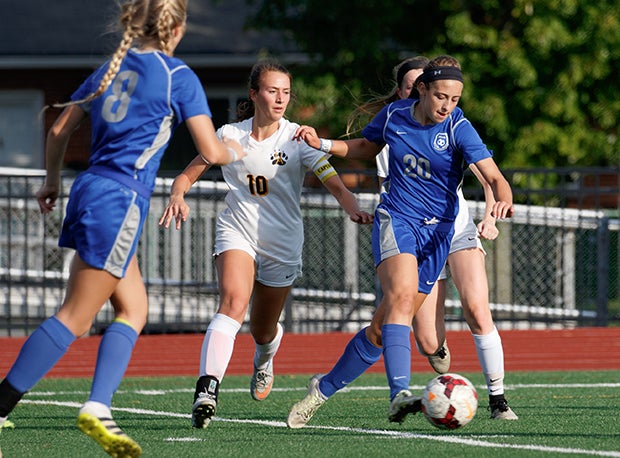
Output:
top-left (387, 389), bottom-right (422, 424)
top-left (286, 374), bottom-right (326, 429)
top-left (192, 375), bottom-right (219, 428)
top-left (250, 360), bottom-right (274, 401)
top-left (427, 341), bottom-right (451, 374)
top-left (0, 419), bottom-right (14, 430)
top-left (0, 417), bottom-right (15, 458)
top-left (192, 393), bottom-right (217, 429)
top-left (77, 413), bottom-right (142, 458)
top-left (489, 395), bottom-right (519, 420)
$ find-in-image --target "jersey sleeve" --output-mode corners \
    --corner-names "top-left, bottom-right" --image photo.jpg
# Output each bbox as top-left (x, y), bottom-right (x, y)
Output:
top-left (170, 67), bottom-right (212, 122)
top-left (452, 114), bottom-right (493, 165)
top-left (71, 63), bottom-right (109, 113)
top-left (362, 105), bottom-right (389, 145)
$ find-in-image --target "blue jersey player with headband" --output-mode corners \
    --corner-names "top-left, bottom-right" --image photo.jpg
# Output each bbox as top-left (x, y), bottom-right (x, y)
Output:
top-left (288, 55), bottom-right (514, 429)
top-left (0, 1), bottom-right (245, 456)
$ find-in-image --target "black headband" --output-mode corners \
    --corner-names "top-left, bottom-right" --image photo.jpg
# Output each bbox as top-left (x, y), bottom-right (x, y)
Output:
top-left (396, 61), bottom-right (425, 87)
top-left (420, 66), bottom-right (464, 84)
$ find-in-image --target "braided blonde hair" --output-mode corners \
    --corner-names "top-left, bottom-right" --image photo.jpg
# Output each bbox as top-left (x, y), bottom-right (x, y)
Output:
top-left (49, 0), bottom-right (187, 110)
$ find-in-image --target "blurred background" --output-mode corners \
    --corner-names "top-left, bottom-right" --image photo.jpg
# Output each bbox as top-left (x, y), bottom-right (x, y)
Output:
top-left (0, 0), bottom-right (618, 335)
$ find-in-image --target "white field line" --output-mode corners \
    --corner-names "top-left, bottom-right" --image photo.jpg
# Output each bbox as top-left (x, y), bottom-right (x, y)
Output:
top-left (26, 382), bottom-right (620, 397)
top-left (17, 400), bottom-right (620, 458)
top-left (19, 381), bottom-right (620, 458)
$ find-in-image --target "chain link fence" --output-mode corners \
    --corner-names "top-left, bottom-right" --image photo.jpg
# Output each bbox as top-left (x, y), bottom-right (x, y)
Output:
top-left (1, 167), bottom-right (618, 336)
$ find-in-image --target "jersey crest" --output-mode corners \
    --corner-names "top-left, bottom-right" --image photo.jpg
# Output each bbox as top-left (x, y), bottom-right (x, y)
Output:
top-left (433, 132), bottom-right (449, 151)
top-left (271, 148), bottom-right (288, 166)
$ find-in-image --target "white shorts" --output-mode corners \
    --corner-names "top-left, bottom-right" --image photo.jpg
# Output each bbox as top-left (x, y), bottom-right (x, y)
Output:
top-left (214, 226), bottom-right (302, 287)
top-left (437, 212), bottom-right (485, 281)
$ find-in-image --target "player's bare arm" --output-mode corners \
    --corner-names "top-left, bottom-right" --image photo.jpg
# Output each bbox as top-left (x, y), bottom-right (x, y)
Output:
top-left (293, 125), bottom-right (382, 160)
top-left (323, 175), bottom-right (374, 225)
top-left (469, 164), bottom-right (499, 240)
top-left (474, 158), bottom-right (514, 219)
top-left (36, 105), bottom-right (87, 214)
top-left (159, 155), bottom-right (211, 230)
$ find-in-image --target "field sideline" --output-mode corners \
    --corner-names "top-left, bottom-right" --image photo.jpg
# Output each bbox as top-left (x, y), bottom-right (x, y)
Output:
top-left (1, 328), bottom-right (619, 457)
top-left (1, 327), bottom-right (620, 378)
top-left (1, 372), bottom-right (619, 457)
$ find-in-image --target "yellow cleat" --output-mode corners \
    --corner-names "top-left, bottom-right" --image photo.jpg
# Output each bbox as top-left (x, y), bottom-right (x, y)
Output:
top-left (77, 412), bottom-right (142, 458)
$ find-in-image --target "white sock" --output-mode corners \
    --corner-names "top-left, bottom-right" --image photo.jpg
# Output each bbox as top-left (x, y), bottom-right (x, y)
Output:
top-left (200, 313), bottom-right (241, 381)
top-left (472, 327), bottom-right (505, 396)
top-left (79, 400), bottom-right (112, 418)
top-left (253, 323), bottom-right (283, 371)
top-left (0, 415), bottom-right (6, 427)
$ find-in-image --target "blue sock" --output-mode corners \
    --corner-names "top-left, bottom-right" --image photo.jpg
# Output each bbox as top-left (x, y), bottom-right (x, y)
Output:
top-left (6, 316), bottom-right (76, 393)
top-left (382, 324), bottom-right (412, 400)
top-left (319, 327), bottom-right (382, 398)
top-left (89, 320), bottom-right (138, 407)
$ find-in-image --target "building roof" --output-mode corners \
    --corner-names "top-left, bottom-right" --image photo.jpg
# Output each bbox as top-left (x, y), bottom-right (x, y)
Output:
top-left (0, 0), bottom-right (304, 68)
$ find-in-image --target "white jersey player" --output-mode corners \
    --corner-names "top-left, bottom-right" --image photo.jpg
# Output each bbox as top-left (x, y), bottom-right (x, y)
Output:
top-left (159, 59), bottom-right (373, 429)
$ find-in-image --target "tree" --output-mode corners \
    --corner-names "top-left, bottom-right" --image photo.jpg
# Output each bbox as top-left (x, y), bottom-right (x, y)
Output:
top-left (247, 0), bottom-right (619, 168)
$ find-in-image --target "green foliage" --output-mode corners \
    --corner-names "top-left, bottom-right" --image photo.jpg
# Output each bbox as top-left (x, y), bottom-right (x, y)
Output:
top-left (288, 73), bottom-right (362, 138)
top-left (438, 0), bottom-right (620, 167)
top-left (246, 0), bottom-right (620, 168)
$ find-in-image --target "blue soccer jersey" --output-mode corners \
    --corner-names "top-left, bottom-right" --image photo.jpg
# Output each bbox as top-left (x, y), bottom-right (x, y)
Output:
top-left (60, 49), bottom-right (211, 277)
top-left (71, 48), bottom-right (211, 195)
top-left (362, 98), bottom-right (491, 224)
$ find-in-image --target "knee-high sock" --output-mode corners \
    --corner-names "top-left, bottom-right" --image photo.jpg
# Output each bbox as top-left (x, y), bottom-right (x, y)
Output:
top-left (254, 322), bottom-right (283, 370)
top-left (200, 313), bottom-right (241, 381)
top-left (319, 327), bottom-right (382, 398)
top-left (6, 316), bottom-right (76, 393)
top-left (473, 326), bottom-right (505, 396)
top-left (382, 324), bottom-right (412, 400)
top-left (89, 319), bottom-right (138, 407)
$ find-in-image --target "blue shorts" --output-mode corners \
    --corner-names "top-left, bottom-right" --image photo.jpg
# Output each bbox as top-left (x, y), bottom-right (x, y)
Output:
top-left (372, 207), bottom-right (453, 294)
top-left (59, 171), bottom-right (149, 278)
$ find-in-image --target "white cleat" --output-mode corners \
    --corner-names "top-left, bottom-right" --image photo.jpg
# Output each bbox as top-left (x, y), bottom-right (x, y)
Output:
top-left (287, 374), bottom-right (327, 429)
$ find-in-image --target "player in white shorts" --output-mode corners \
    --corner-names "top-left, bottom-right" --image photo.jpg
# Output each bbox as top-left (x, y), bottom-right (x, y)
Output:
top-left (374, 57), bottom-right (518, 420)
top-left (159, 59), bottom-right (373, 429)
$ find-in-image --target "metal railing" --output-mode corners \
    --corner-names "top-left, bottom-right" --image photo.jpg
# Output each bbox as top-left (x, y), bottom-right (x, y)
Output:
top-left (1, 167), bottom-right (618, 336)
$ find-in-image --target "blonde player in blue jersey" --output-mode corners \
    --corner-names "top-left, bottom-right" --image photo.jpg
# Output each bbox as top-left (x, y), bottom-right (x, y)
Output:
top-left (0, 1), bottom-right (246, 456)
top-left (159, 59), bottom-right (373, 429)
top-left (373, 57), bottom-right (518, 420)
top-left (287, 55), bottom-right (514, 428)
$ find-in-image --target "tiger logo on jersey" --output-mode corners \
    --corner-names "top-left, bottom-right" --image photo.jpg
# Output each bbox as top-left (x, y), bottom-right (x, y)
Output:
top-left (433, 133), bottom-right (449, 151)
top-left (271, 149), bottom-right (288, 166)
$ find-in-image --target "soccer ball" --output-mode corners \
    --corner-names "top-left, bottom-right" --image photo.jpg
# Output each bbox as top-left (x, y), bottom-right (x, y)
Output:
top-left (421, 373), bottom-right (478, 430)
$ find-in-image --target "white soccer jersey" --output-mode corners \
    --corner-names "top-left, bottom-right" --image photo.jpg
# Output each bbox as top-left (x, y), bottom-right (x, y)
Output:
top-left (376, 146), bottom-right (389, 178)
top-left (451, 186), bottom-right (479, 247)
top-left (216, 118), bottom-right (327, 264)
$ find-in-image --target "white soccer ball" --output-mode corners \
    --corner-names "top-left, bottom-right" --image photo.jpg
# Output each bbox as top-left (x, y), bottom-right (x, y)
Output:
top-left (421, 373), bottom-right (478, 430)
